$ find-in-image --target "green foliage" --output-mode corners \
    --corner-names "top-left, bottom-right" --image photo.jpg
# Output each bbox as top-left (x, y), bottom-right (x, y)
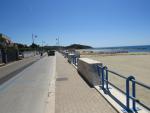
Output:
top-left (15, 43), bottom-right (28, 48)
top-left (0, 37), bottom-right (6, 42)
top-left (43, 44), bottom-right (92, 50)
top-left (15, 43), bottom-right (40, 52)
top-left (30, 43), bottom-right (39, 48)
top-left (7, 46), bottom-right (18, 51)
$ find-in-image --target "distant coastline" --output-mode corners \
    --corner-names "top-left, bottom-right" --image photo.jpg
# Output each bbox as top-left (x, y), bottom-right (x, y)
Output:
top-left (81, 45), bottom-right (150, 53)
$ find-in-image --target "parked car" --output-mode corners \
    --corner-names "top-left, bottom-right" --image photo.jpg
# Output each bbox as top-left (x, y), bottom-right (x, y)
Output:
top-left (47, 50), bottom-right (55, 56)
top-left (18, 53), bottom-right (23, 60)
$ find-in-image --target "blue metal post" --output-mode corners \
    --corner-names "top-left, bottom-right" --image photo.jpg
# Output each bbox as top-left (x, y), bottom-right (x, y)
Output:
top-left (76, 57), bottom-right (77, 66)
top-left (132, 79), bottom-right (136, 111)
top-left (73, 56), bottom-right (75, 64)
top-left (105, 67), bottom-right (109, 91)
top-left (126, 76), bottom-right (135, 112)
top-left (73, 56), bottom-right (74, 64)
top-left (101, 66), bottom-right (105, 90)
top-left (75, 56), bottom-right (77, 65)
top-left (76, 57), bottom-right (78, 66)
top-left (126, 76), bottom-right (131, 111)
top-left (97, 65), bottom-right (100, 76)
top-left (126, 79), bottom-right (129, 111)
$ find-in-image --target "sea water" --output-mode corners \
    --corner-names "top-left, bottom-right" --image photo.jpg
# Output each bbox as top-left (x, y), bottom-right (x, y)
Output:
top-left (87, 45), bottom-right (150, 53)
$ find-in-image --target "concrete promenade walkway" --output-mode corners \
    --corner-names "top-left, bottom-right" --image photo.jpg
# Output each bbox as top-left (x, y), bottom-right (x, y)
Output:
top-left (55, 53), bottom-right (117, 113)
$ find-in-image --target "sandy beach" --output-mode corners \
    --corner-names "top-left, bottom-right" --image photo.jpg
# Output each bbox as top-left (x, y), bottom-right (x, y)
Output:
top-left (81, 52), bottom-right (150, 107)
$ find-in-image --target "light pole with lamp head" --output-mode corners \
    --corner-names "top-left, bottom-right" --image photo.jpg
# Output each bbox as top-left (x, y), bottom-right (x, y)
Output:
top-left (32, 34), bottom-right (38, 55)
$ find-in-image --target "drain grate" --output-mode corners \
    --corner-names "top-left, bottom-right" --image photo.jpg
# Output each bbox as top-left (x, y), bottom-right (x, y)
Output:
top-left (56, 77), bottom-right (68, 81)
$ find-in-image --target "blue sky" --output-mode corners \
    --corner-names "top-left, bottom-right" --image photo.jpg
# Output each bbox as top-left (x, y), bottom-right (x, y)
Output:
top-left (0, 0), bottom-right (150, 47)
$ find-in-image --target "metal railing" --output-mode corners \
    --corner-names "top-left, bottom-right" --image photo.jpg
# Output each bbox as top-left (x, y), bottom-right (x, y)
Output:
top-left (61, 51), bottom-right (150, 112)
top-left (97, 65), bottom-right (150, 112)
top-left (63, 52), bottom-right (79, 66)
top-left (72, 55), bottom-right (78, 66)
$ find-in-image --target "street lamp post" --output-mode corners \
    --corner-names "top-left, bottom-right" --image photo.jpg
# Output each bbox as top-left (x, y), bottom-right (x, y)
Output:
top-left (56, 37), bottom-right (61, 51)
top-left (42, 41), bottom-right (45, 52)
top-left (56, 37), bottom-right (59, 46)
top-left (32, 34), bottom-right (38, 55)
top-left (32, 34), bottom-right (37, 44)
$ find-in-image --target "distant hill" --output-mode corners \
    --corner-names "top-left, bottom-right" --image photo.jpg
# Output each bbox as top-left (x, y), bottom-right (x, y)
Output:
top-left (65, 44), bottom-right (92, 49)
top-left (43, 44), bottom-right (92, 50)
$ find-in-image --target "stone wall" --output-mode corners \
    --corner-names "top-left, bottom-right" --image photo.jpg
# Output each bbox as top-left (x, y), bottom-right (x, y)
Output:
top-left (23, 51), bottom-right (36, 58)
top-left (6, 48), bottom-right (18, 62)
top-left (0, 48), bottom-right (18, 63)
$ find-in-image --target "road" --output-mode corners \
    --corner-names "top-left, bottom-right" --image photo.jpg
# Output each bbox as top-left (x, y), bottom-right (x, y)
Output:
top-left (0, 55), bottom-right (40, 84)
top-left (0, 55), bottom-right (56, 113)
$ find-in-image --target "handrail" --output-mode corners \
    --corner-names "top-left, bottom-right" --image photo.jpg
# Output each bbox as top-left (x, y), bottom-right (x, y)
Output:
top-left (98, 65), bottom-right (150, 89)
top-left (107, 69), bottom-right (128, 79)
top-left (107, 80), bottom-right (139, 102)
top-left (131, 79), bottom-right (150, 89)
top-left (71, 54), bottom-right (79, 66)
top-left (97, 64), bottom-right (150, 112)
top-left (97, 65), bottom-right (128, 79)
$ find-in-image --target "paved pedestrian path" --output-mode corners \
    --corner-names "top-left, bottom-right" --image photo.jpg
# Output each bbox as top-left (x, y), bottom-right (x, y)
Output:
top-left (55, 53), bottom-right (117, 113)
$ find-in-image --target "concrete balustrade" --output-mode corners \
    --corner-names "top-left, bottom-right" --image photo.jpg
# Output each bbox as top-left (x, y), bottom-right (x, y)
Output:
top-left (77, 58), bottom-right (102, 87)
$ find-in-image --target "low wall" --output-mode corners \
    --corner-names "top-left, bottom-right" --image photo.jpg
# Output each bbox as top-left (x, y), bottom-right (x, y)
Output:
top-left (1, 48), bottom-right (18, 63)
top-left (77, 58), bottom-right (102, 87)
top-left (23, 51), bottom-right (36, 58)
top-left (7, 49), bottom-right (18, 63)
